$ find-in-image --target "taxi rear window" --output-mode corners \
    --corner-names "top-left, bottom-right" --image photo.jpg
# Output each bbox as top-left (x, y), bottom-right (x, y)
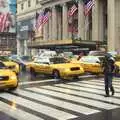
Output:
top-left (50, 57), bottom-right (66, 64)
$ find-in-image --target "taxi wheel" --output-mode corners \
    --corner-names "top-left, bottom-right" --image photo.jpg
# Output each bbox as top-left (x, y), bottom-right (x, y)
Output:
top-left (53, 70), bottom-right (60, 79)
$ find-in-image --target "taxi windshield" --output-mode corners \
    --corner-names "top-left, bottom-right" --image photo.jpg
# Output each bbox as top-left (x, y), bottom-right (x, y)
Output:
top-left (50, 57), bottom-right (67, 64)
top-left (0, 62), bottom-right (6, 69)
top-left (0, 56), bottom-right (9, 62)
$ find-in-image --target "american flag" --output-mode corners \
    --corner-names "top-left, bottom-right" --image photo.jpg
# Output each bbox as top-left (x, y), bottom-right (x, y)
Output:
top-left (84, 0), bottom-right (95, 16)
top-left (42, 11), bottom-right (51, 26)
top-left (35, 12), bottom-right (44, 31)
top-left (0, 13), bottom-right (9, 32)
top-left (68, 4), bottom-right (77, 17)
top-left (35, 11), bottom-right (51, 31)
top-left (1, 13), bottom-right (9, 32)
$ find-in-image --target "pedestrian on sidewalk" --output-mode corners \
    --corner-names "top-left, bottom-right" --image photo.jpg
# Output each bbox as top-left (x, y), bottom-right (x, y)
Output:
top-left (102, 53), bottom-right (115, 97)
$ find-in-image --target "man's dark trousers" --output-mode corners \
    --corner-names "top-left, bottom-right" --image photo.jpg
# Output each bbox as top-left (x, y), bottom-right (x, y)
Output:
top-left (104, 73), bottom-right (114, 96)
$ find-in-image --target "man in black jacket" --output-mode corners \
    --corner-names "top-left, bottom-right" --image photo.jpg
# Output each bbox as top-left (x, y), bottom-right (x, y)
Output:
top-left (103, 54), bottom-right (115, 97)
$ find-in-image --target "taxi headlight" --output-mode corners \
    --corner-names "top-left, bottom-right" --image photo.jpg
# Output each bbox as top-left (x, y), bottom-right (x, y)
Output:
top-left (10, 76), bottom-right (17, 80)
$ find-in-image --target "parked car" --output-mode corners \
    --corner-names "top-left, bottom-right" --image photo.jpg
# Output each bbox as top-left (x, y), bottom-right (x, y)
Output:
top-left (0, 56), bottom-right (20, 75)
top-left (28, 56), bottom-right (84, 79)
top-left (0, 61), bottom-right (18, 90)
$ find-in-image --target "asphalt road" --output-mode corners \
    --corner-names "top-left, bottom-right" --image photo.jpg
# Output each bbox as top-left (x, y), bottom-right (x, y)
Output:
top-left (1, 74), bottom-right (120, 120)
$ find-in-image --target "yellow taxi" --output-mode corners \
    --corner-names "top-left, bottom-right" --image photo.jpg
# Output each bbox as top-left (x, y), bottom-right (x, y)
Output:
top-left (76, 56), bottom-right (104, 74)
top-left (0, 56), bottom-right (20, 75)
top-left (114, 61), bottom-right (120, 74)
top-left (28, 56), bottom-right (84, 79)
top-left (0, 61), bottom-right (18, 90)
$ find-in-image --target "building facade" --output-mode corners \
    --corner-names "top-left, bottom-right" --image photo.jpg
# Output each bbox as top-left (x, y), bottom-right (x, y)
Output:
top-left (17, 0), bottom-right (42, 56)
top-left (0, 0), bottom-right (17, 54)
top-left (17, 0), bottom-right (120, 55)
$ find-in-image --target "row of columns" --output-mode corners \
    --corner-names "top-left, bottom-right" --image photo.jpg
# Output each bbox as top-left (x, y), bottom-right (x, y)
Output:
top-left (42, 0), bottom-right (117, 51)
top-left (17, 0), bottom-right (116, 55)
top-left (43, 1), bottom-right (105, 42)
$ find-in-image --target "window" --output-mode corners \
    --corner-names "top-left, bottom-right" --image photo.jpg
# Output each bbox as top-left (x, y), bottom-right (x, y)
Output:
top-left (28, 0), bottom-right (31, 7)
top-left (21, 3), bottom-right (24, 10)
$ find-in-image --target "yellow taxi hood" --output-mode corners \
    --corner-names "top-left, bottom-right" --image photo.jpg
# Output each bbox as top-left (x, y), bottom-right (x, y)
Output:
top-left (51, 63), bottom-right (82, 68)
top-left (3, 61), bottom-right (18, 66)
top-left (0, 69), bottom-right (15, 76)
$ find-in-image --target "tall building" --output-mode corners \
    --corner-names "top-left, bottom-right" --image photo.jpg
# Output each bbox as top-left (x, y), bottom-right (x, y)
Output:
top-left (0, 0), bottom-right (16, 54)
top-left (17, 0), bottom-right (120, 55)
top-left (17, 0), bottom-right (42, 56)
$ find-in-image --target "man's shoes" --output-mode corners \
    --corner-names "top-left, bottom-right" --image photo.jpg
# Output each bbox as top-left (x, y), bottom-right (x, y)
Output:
top-left (112, 90), bottom-right (115, 96)
top-left (104, 94), bottom-right (110, 97)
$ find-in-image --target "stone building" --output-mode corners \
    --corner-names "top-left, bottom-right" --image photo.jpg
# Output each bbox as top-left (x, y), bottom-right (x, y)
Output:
top-left (17, 0), bottom-right (120, 55)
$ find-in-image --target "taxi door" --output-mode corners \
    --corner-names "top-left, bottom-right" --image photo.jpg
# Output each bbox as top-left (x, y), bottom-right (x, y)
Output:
top-left (40, 62), bottom-right (51, 74)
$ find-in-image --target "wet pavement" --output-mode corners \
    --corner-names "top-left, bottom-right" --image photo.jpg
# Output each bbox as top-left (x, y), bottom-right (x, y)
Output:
top-left (1, 72), bottom-right (120, 120)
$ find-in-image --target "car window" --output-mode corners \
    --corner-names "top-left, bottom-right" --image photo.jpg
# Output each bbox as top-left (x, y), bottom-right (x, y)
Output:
top-left (49, 57), bottom-right (67, 64)
top-left (35, 58), bottom-right (50, 64)
top-left (0, 56), bottom-right (9, 61)
top-left (88, 57), bottom-right (100, 63)
top-left (80, 57), bottom-right (100, 63)
top-left (0, 62), bottom-right (6, 69)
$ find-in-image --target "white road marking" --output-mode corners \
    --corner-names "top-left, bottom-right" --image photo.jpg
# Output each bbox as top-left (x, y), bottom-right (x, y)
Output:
top-left (0, 93), bottom-right (77, 120)
top-left (0, 101), bottom-right (43, 120)
top-left (27, 87), bottom-right (118, 110)
top-left (13, 89), bottom-right (100, 115)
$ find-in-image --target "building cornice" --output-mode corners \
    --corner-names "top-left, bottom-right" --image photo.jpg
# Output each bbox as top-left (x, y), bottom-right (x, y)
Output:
top-left (17, 7), bottom-right (40, 16)
top-left (40, 0), bottom-right (72, 9)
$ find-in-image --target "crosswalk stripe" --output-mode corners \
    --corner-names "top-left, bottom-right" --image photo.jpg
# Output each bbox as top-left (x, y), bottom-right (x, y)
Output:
top-left (13, 89), bottom-right (99, 115)
top-left (19, 79), bottom-right (55, 85)
top-left (58, 83), bottom-right (105, 94)
top-left (77, 80), bottom-right (120, 89)
top-left (91, 79), bottom-right (120, 83)
top-left (54, 84), bottom-right (120, 105)
top-left (68, 82), bottom-right (104, 89)
top-left (90, 79), bottom-right (120, 86)
top-left (0, 101), bottom-right (43, 120)
top-left (27, 87), bottom-right (118, 110)
top-left (41, 85), bottom-right (120, 107)
top-left (59, 83), bottom-right (120, 98)
top-left (68, 82), bottom-right (120, 93)
top-left (0, 93), bottom-right (77, 120)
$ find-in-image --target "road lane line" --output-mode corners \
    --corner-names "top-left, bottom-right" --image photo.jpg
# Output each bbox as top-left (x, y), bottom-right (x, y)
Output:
top-left (68, 82), bottom-right (120, 92)
top-left (0, 93), bottom-right (77, 120)
top-left (19, 79), bottom-right (56, 85)
top-left (13, 89), bottom-right (100, 115)
top-left (27, 87), bottom-right (118, 110)
top-left (78, 80), bottom-right (120, 88)
top-left (0, 101), bottom-right (43, 120)
top-left (58, 83), bottom-right (120, 98)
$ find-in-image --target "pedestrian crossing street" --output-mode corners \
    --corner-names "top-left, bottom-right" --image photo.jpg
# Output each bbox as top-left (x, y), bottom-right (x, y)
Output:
top-left (1, 78), bottom-right (120, 120)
